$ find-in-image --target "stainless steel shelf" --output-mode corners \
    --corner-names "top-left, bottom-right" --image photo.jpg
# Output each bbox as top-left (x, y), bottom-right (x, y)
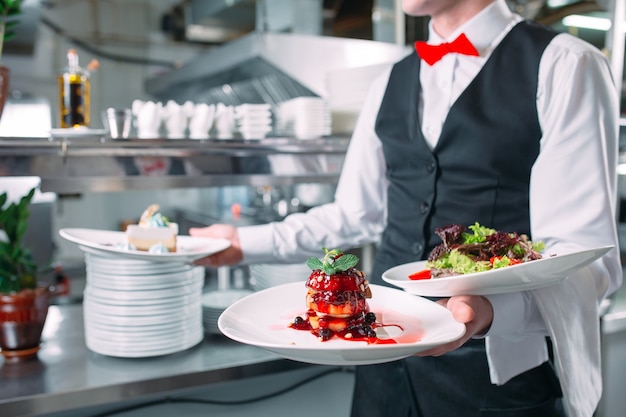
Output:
top-left (0, 136), bottom-right (349, 193)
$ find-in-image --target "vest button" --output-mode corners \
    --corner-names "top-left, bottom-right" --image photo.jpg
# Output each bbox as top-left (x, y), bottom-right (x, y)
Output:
top-left (426, 161), bottom-right (436, 173)
top-left (420, 202), bottom-right (429, 213)
top-left (412, 242), bottom-right (423, 255)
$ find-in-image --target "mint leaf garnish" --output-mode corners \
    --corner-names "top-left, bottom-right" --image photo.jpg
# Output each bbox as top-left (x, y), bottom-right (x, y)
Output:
top-left (306, 257), bottom-right (324, 270)
top-left (333, 254), bottom-right (358, 271)
top-left (306, 247), bottom-right (359, 274)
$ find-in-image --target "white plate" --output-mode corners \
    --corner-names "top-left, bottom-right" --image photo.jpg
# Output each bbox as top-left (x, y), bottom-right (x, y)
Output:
top-left (86, 262), bottom-right (191, 275)
top-left (86, 268), bottom-right (200, 281)
top-left (50, 127), bottom-right (107, 138)
top-left (85, 254), bottom-right (194, 273)
top-left (382, 245), bottom-right (614, 297)
top-left (85, 331), bottom-right (204, 358)
top-left (85, 279), bottom-right (203, 301)
top-left (87, 326), bottom-right (200, 340)
top-left (59, 228), bottom-right (230, 262)
top-left (86, 267), bottom-right (203, 289)
top-left (85, 299), bottom-right (200, 317)
top-left (218, 282), bottom-right (465, 366)
top-left (83, 313), bottom-right (196, 332)
top-left (83, 288), bottom-right (201, 307)
top-left (84, 306), bottom-right (200, 326)
top-left (86, 301), bottom-right (193, 317)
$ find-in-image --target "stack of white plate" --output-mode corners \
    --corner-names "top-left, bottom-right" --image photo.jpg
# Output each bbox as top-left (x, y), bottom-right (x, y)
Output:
top-left (276, 97), bottom-right (331, 140)
top-left (201, 288), bottom-right (253, 334)
top-left (82, 252), bottom-right (205, 358)
top-left (249, 263), bottom-right (310, 292)
top-left (235, 103), bottom-right (273, 139)
top-left (325, 63), bottom-right (392, 112)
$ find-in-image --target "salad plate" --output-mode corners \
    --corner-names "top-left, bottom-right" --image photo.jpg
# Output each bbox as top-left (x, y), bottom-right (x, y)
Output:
top-left (59, 228), bottom-right (230, 263)
top-left (218, 282), bottom-right (465, 366)
top-left (382, 245), bottom-right (614, 297)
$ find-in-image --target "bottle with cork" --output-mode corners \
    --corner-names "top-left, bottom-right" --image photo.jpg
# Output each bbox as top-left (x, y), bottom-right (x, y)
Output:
top-left (57, 49), bottom-right (99, 128)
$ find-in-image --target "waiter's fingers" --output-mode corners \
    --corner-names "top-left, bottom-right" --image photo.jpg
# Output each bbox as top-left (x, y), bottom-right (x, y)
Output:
top-left (189, 224), bottom-right (243, 267)
top-left (447, 296), bottom-right (476, 323)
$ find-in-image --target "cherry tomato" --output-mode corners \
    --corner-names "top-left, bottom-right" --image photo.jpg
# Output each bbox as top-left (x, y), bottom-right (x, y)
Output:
top-left (490, 256), bottom-right (522, 266)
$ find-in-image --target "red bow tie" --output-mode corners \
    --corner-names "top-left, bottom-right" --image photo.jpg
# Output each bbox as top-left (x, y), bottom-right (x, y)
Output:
top-left (414, 33), bottom-right (479, 66)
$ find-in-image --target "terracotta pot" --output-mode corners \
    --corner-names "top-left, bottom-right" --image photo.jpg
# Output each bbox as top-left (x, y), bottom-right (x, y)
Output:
top-left (0, 66), bottom-right (9, 119)
top-left (0, 286), bottom-right (50, 363)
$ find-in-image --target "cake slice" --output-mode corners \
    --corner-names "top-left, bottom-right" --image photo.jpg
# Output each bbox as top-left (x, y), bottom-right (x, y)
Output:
top-left (125, 204), bottom-right (178, 252)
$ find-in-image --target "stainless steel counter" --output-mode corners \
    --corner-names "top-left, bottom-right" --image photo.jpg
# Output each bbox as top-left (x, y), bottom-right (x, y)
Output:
top-left (0, 304), bottom-right (311, 417)
top-left (0, 136), bottom-right (349, 194)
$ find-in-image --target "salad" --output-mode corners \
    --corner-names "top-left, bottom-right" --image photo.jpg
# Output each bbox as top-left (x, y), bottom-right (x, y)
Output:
top-left (409, 223), bottom-right (545, 280)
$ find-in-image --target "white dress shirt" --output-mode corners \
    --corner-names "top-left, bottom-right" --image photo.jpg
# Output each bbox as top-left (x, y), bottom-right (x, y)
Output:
top-left (238, 1), bottom-right (622, 415)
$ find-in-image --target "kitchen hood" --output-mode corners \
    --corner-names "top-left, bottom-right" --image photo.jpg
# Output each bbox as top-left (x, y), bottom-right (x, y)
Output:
top-left (144, 32), bottom-right (410, 106)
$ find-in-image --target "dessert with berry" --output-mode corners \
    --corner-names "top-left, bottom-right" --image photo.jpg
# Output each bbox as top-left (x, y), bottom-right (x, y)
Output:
top-left (290, 248), bottom-right (378, 342)
top-left (125, 204), bottom-right (178, 252)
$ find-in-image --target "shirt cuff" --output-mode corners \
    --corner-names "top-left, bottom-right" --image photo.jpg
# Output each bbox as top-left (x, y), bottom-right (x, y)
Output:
top-left (485, 292), bottom-right (524, 336)
top-left (238, 223), bottom-right (276, 264)
top-left (484, 291), bottom-right (547, 340)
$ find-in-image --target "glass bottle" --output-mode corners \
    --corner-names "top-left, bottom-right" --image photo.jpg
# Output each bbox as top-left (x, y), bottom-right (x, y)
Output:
top-left (58, 49), bottom-right (91, 128)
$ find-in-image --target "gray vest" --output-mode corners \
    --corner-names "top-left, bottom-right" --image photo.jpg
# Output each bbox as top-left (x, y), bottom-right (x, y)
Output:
top-left (371, 21), bottom-right (557, 283)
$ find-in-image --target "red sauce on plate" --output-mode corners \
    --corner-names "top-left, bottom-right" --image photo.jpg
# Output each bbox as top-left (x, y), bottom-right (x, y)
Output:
top-left (289, 309), bottom-right (407, 344)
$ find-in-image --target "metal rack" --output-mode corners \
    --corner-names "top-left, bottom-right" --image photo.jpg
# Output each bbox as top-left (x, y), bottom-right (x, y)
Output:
top-left (0, 136), bottom-right (350, 194)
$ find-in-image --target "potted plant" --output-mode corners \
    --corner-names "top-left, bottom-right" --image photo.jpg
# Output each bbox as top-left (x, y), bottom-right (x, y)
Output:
top-left (0, 0), bottom-right (23, 118)
top-left (0, 187), bottom-right (50, 363)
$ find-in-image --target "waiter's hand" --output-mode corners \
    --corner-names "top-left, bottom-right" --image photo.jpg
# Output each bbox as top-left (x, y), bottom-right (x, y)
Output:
top-left (189, 224), bottom-right (243, 267)
top-left (415, 295), bottom-right (493, 357)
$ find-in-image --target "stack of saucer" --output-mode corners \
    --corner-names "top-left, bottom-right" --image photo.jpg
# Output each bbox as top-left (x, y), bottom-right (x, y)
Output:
top-left (234, 103), bottom-right (273, 139)
top-left (82, 252), bottom-right (205, 358)
top-left (325, 63), bottom-right (391, 112)
top-left (201, 288), bottom-right (253, 334)
top-left (276, 97), bottom-right (331, 140)
top-left (249, 263), bottom-right (310, 292)
top-left (214, 103), bottom-right (236, 139)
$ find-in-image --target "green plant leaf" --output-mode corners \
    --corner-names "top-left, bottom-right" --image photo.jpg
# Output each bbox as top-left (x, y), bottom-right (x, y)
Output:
top-left (0, 186), bottom-right (38, 292)
top-left (0, 0), bottom-right (24, 13)
top-left (0, 0), bottom-right (23, 65)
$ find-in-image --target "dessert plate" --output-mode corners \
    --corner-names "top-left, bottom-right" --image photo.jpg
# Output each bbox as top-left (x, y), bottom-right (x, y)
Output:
top-left (382, 245), bottom-right (613, 297)
top-left (59, 228), bottom-right (230, 263)
top-left (218, 282), bottom-right (465, 366)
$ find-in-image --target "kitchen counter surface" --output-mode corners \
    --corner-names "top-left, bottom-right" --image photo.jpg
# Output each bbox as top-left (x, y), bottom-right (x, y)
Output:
top-left (0, 304), bottom-right (311, 417)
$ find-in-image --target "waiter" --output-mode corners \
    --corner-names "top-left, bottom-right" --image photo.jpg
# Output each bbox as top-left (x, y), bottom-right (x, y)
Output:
top-left (192, 0), bottom-right (622, 415)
